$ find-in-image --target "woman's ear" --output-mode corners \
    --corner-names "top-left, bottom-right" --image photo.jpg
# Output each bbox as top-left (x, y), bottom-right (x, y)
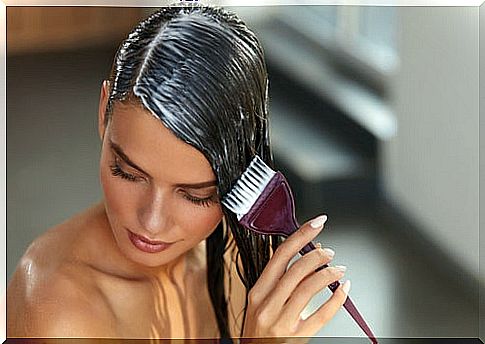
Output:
top-left (98, 80), bottom-right (110, 141)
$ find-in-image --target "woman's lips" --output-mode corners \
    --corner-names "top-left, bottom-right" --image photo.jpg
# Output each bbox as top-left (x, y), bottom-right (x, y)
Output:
top-left (127, 229), bottom-right (174, 253)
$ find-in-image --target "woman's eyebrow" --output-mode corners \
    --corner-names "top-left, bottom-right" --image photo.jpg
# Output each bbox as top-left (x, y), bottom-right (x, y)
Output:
top-left (109, 139), bottom-right (150, 176)
top-left (109, 139), bottom-right (217, 189)
top-left (175, 181), bottom-right (217, 189)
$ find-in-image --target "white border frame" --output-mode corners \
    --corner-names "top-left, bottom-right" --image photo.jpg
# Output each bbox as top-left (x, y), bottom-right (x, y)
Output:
top-left (1, 1), bottom-right (483, 343)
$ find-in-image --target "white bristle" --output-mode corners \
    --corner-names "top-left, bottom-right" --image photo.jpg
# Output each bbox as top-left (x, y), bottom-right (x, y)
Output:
top-left (222, 156), bottom-right (276, 219)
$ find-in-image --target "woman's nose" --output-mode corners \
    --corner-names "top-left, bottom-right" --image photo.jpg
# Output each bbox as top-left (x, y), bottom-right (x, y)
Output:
top-left (137, 187), bottom-right (173, 236)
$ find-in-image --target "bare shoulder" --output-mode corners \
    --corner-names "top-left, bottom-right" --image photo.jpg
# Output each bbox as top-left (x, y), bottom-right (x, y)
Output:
top-left (7, 204), bottom-right (117, 337)
top-left (7, 262), bottom-right (117, 337)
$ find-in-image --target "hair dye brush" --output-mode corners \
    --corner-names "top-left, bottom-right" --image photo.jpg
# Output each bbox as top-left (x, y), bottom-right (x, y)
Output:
top-left (222, 156), bottom-right (378, 344)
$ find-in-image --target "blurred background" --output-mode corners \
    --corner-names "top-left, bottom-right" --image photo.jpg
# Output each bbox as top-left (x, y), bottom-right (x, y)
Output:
top-left (6, 5), bottom-right (484, 340)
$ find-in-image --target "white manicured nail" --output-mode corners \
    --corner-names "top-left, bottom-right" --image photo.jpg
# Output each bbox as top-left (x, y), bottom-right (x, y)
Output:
top-left (342, 280), bottom-right (351, 294)
top-left (310, 215), bottom-right (327, 229)
top-left (335, 265), bottom-right (346, 272)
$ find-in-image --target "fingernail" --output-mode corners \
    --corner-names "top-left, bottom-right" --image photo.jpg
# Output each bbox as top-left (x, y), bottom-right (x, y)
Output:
top-left (310, 215), bottom-right (327, 229)
top-left (323, 248), bottom-right (335, 257)
top-left (342, 280), bottom-right (351, 294)
top-left (334, 265), bottom-right (347, 272)
top-left (315, 242), bottom-right (322, 249)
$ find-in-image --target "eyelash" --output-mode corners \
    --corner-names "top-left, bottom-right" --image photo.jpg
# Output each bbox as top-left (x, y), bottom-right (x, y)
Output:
top-left (109, 160), bottom-right (139, 182)
top-left (182, 194), bottom-right (216, 208)
top-left (109, 159), bottom-right (217, 207)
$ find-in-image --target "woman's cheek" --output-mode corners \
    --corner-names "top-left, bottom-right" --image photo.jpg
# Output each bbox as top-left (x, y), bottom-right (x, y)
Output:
top-left (170, 200), bottom-right (219, 240)
top-left (100, 165), bottom-right (140, 225)
top-left (176, 204), bottom-right (223, 241)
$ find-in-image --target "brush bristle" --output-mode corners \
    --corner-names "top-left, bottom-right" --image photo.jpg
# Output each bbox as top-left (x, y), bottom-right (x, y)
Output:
top-left (222, 156), bottom-right (276, 219)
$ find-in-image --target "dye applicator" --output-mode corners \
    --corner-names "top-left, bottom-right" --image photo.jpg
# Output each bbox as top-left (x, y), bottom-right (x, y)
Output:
top-left (222, 155), bottom-right (378, 344)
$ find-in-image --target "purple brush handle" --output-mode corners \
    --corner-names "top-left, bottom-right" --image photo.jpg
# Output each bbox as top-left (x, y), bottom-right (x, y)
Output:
top-left (301, 242), bottom-right (378, 344)
top-left (240, 172), bottom-right (378, 344)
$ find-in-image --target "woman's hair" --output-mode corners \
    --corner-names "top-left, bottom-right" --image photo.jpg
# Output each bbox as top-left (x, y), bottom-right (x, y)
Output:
top-left (105, 5), bottom-right (282, 338)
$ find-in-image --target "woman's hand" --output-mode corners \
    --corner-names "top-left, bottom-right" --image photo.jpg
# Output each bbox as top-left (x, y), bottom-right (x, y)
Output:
top-left (242, 215), bottom-right (350, 339)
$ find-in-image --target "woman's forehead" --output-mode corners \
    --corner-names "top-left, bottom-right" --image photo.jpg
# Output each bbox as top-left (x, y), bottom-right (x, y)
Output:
top-left (108, 102), bottom-right (216, 183)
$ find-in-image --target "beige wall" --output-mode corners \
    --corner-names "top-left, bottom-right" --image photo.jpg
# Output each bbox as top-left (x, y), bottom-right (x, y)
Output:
top-left (7, 7), bottom-right (144, 54)
top-left (383, 7), bottom-right (480, 285)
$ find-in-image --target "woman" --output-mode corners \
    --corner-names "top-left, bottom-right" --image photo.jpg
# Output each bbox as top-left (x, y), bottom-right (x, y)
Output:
top-left (7, 5), bottom-right (349, 339)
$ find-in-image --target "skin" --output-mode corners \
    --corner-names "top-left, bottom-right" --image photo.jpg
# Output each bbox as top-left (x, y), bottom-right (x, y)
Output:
top-left (6, 82), bottom-right (349, 339)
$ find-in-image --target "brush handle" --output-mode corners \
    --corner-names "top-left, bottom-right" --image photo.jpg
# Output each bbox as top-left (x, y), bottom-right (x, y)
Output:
top-left (300, 240), bottom-right (378, 344)
top-left (301, 242), bottom-right (340, 290)
top-left (300, 241), bottom-right (317, 255)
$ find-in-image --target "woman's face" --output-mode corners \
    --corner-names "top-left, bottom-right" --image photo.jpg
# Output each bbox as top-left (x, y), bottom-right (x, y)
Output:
top-left (98, 85), bottom-right (223, 268)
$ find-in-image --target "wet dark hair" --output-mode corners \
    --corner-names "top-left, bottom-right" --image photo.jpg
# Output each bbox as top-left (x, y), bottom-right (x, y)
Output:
top-left (104, 5), bottom-right (282, 338)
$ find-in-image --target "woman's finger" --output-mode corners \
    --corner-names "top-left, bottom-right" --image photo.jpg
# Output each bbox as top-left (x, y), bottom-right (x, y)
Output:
top-left (261, 246), bottom-right (335, 313)
top-left (293, 280), bottom-right (351, 336)
top-left (279, 266), bottom-right (346, 325)
top-left (248, 215), bottom-right (328, 305)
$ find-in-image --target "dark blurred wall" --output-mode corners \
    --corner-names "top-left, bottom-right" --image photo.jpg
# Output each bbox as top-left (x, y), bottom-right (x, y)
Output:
top-left (7, 7), bottom-right (145, 279)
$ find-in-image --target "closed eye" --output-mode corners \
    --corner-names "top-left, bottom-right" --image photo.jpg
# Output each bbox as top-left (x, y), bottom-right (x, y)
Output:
top-left (182, 193), bottom-right (218, 207)
top-left (110, 158), bottom-right (142, 182)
